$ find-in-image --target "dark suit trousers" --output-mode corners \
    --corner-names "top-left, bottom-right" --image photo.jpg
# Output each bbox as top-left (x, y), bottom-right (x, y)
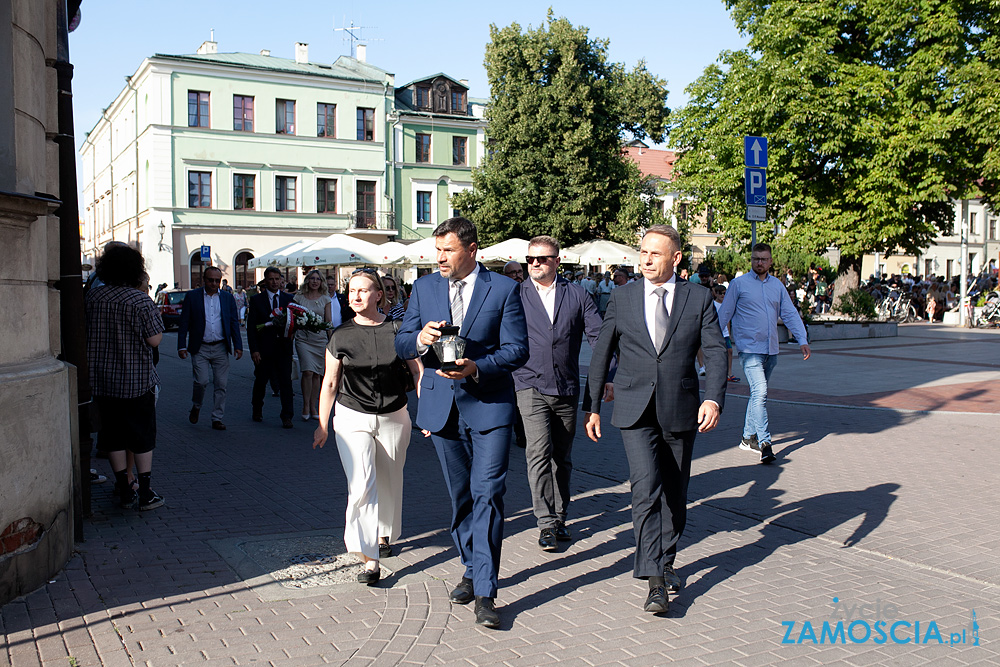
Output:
top-left (620, 396), bottom-right (696, 579)
top-left (517, 388), bottom-right (576, 529)
top-left (430, 403), bottom-right (511, 599)
top-left (251, 347), bottom-right (294, 420)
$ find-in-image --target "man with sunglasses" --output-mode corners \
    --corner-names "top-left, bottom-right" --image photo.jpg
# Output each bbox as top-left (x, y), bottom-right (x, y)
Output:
top-left (716, 243), bottom-right (810, 464)
top-left (514, 236), bottom-right (605, 552)
top-left (395, 217), bottom-right (528, 629)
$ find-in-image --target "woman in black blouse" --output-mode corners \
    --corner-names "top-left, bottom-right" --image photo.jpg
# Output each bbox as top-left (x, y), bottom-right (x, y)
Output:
top-left (312, 269), bottom-right (421, 584)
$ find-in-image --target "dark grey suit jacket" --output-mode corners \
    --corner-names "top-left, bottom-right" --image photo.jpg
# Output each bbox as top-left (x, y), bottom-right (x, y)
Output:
top-left (584, 279), bottom-right (727, 431)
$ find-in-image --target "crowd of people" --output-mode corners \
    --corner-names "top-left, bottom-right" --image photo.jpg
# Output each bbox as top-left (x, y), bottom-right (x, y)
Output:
top-left (87, 223), bottom-right (815, 629)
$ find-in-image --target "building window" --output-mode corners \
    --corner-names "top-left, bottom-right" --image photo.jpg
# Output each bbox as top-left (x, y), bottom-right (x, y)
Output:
top-left (706, 207), bottom-right (716, 233)
top-left (416, 133), bottom-right (431, 163)
top-left (924, 259), bottom-right (933, 277)
top-left (234, 174), bottom-right (255, 210)
top-left (678, 203), bottom-right (689, 221)
top-left (234, 251), bottom-right (255, 289)
top-left (451, 90), bottom-right (466, 114)
top-left (415, 86), bottom-right (431, 109)
top-left (317, 103), bottom-right (336, 138)
top-left (357, 108), bottom-right (375, 141)
top-left (188, 91), bottom-right (209, 127)
top-left (317, 178), bottom-right (337, 213)
top-left (946, 259), bottom-right (954, 279)
top-left (969, 211), bottom-right (977, 235)
top-left (234, 95), bottom-right (254, 132)
top-left (356, 180), bottom-right (376, 227)
top-left (276, 176), bottom-right (296, 212)
top-left (416, 191), bottom-right (432, 224)
top-left (188, 171), bottom-right (211, 208)
top-left (276, 99), bottom-right (296, 134)
top-left (989, 218), bottom-right (996, 240)
top-left (452, 137), bottom-right (467, 166)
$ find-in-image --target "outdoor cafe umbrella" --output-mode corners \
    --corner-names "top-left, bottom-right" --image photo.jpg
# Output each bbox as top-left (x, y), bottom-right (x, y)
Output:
top-left (477, 238), bottom-right (581, 264)
top-left (565, 239), bottom-right (640, 265)
top-left (246, 239), bottom-right (314, 269)
top-left (288, 234), bottom-right (391, 267)
top-left (391, 236), bottom-right (440, 265)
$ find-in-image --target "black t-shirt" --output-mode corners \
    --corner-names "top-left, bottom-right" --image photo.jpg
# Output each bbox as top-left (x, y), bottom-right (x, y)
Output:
top-left (327, 319), bottom-right (408, 415)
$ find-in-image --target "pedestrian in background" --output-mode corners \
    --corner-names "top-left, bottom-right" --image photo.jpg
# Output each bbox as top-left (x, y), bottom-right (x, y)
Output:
top-left (86, 244), bottom-right (165, 511)
top-left (247, 267), bottom-right (296, 428)
top-left (178, 266), bottom-right (243, 431)
top-left (295, 270), bottom-right (339, 421)
top-left (717, 243), bottom-right (810, 464)
top-left (313, 269), bottom-right (420, 584)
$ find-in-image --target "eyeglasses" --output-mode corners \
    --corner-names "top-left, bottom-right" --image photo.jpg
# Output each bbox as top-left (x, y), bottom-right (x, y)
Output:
top-left (751, 257), bottom-right (771, 263)
top-left (526, 255), bottom-right (557, 264)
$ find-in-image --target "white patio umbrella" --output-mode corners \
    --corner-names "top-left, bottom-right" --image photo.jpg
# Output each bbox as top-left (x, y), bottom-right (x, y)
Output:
top-left (478, 238), bottom-right (582, 264)
top-left (246, 239), bottom-right (314, 269)
top-left (371, 241), bottom-right (409, 265)
top-left (566, 240), bottom-right (640, 265)
top-left (392, 236), bottom-right (440, 265)
top-left (289, 234), bottom-right (388, 267)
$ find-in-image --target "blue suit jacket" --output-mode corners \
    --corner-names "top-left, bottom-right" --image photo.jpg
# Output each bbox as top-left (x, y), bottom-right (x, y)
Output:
top-left (395, 264), bottom-right (529, 433)
top-left (513, 277), bottom-right (604, 397)
top-left (178, 288), bottom-right (243, 356)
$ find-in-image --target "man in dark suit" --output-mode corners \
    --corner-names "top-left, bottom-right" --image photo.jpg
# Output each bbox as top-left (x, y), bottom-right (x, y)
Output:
top-left (395, 217), bottom-right (528, 629)
top-left (246, 266), bottom-right (295, 429)
top-left (514, 235), bottom-right (604, 552)
top-left (178, 266), bottom-right (243, 430)
top-left (584, 224), bottom-right (727, 614)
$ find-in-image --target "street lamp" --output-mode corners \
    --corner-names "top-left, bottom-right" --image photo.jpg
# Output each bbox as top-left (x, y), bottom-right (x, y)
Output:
top-left (157, 221), bottom-right (167, 251)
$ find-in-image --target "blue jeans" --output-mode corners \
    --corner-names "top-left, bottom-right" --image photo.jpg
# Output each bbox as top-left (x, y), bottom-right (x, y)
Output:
top-left (739, 352), bottom-right (778, 444)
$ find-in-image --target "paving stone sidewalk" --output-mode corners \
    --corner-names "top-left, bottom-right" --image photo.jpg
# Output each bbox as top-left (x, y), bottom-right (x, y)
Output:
top-left (2, 325), bottom-right (998, 666)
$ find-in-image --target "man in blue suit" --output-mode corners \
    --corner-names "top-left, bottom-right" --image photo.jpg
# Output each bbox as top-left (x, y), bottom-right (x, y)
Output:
top-left (513, 235), bottom-right (605, 552)
top-left (178, 266), bottom-right (243, 430)
top-left (396, 217), bottom-right (528, 629)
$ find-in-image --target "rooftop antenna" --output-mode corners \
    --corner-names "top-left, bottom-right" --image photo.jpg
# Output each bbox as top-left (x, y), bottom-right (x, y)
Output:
top-left (334, 18), bottom-right (381, 57)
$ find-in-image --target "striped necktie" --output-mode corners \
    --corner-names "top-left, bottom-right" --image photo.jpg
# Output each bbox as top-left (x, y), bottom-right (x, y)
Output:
top-left (451, 279), bottom-right (465, 329)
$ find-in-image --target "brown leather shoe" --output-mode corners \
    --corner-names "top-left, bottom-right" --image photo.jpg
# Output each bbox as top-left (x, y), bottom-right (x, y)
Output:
top-left (189, 406), bottom-right (200, 424)
top-left (211, 421), bottom-right (226, 431)
top-left (281, 418), bottom-right (294, 429)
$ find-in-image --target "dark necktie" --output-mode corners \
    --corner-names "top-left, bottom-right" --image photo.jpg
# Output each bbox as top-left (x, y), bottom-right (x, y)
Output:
top-left (654, 286), bottom-right (669, 349)
top-left (272, 293), bottom-right (279, 311)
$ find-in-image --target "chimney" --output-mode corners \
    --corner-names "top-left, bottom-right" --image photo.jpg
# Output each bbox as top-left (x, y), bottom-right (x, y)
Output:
top-left (356, 44), bottom-right (367, 62)
top-left (295, 42), bottom-right (308, 64)
top-left (460, 79), bottom-right (469, 87)
top-left (260, 49), bottom-right (270, 57)
top-left (196, 40), bottom-right (217, 55)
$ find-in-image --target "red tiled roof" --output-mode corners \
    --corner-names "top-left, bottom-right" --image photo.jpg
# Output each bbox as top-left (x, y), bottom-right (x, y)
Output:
top-left (624, 146), bottom-right (676, 181)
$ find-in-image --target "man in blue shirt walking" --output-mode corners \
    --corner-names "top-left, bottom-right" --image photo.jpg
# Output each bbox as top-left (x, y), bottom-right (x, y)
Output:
top-left (716, 243), bottom-right (810, 463)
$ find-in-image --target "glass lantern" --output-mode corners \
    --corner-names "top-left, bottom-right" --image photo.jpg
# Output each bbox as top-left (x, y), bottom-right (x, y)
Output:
top-left (432, 325), bottom-right (466, 371)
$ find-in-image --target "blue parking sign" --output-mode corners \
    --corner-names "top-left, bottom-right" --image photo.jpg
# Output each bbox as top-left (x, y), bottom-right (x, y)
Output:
top-left (745, 168), bottom-right (767, 206)
top-left (200, 245), bottom-right (211, 262)
top-left (744, 136), bottom-right (768, 169)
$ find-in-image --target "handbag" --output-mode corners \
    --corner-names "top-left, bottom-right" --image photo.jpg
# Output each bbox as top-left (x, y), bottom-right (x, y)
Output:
top-left (391, 320), bottom-right (417, 392)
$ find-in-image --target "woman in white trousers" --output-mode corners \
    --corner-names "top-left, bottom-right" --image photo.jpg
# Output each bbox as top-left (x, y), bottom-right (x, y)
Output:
top-left (313, 269), bottom-right (420, 584)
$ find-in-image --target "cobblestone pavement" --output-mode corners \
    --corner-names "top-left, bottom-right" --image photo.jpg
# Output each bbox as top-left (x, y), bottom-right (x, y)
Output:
top-left (3, 324), bottom-right (998, 666)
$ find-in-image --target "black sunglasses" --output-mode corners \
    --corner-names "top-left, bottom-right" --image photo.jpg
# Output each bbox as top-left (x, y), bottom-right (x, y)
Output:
top-left (352, 267), bottom-right (378, 275)
top-left (526, 255), bottom-right (557, 264)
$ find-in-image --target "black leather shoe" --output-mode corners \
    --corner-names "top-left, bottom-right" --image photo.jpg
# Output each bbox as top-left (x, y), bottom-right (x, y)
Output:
top-left (663, 564), bottom-right (682, 593)
top-left (357, 567), bottom-right (380, 586)
top-left (644, 586), bottom-right (669, 613)
top-left (538, 528), bottom-right (558, 551)
top-left (281, 418), bottom-right (294, 429)
top-left (211, 421), bottom-right (226, 431)
top-left (474, 597), bottom-right (500, 629)
top-left (554, 522), bottom-right (571, 542)
top-left (378, 542), bottom-right (393, 558)
top-left (252, 410), bottom-right (263, 423)
top-left (189, 406), bottom-right (200, 424)
top-left (449, 577), bottom-right (474, 604)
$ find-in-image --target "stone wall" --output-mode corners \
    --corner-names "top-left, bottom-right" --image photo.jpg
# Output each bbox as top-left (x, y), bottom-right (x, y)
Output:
top-left (0, 0), bottom-right (75, 605)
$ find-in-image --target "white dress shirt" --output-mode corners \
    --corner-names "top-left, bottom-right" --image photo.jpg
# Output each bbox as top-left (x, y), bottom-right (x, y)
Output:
top-left (531, 277), bottom-right (557, 323)
top-left (202, 291), bottom-right (223, 343)
top-left (643, 275), bottom-right (677, 346)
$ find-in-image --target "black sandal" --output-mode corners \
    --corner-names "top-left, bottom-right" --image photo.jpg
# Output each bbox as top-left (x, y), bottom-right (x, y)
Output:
top-left (378, 542), bottom-right (393, 558)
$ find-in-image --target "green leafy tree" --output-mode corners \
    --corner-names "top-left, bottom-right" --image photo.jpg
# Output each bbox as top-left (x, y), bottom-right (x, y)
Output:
top-left (669, 0), bottom-right (996, 293)
top-left (451, 12), bottom-right (670, 246)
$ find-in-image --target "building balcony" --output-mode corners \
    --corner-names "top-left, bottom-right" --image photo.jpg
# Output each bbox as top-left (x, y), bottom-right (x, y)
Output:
top-left (349, 210), bottom-right (395, 231)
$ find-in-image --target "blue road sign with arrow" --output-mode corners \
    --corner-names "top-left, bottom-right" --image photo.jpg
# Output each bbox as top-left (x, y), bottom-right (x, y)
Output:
top-left (744, 136), bottom-right (768, 168)
top-left (745, 168), bottom-right (767, 206)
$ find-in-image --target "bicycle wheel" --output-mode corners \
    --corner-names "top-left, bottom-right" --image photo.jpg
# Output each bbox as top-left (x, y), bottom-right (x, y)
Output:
top-left (906, 305), bottom-right (918, 323)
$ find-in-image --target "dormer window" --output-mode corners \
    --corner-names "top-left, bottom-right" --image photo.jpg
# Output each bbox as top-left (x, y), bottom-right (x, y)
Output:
top-left (451, 90), bottom-right (467, 115)
top-left (416, 86), bottom-right (431, 109)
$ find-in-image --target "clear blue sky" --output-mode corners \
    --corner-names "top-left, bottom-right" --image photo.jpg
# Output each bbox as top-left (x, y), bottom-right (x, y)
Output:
top-left (69, 0), bottom-right (748, 150)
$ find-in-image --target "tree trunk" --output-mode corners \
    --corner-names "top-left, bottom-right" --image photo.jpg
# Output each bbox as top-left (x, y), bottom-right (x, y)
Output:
top-left (833, 255), bottom-right (862, 300)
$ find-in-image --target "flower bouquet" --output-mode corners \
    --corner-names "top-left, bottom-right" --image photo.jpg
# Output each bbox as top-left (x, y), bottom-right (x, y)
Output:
top-left (257, 303), bottom-right (334, 338)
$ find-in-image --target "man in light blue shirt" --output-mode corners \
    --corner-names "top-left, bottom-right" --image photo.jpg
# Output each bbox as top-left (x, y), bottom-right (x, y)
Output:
top-left (716, 243), bottom-right (810, 463)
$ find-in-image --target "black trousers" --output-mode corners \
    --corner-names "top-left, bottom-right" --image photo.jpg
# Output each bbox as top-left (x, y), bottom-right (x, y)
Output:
top-left (620, 397), bottom-right (696, 579)
top-left (251, 349), bottom-right (294, 420)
